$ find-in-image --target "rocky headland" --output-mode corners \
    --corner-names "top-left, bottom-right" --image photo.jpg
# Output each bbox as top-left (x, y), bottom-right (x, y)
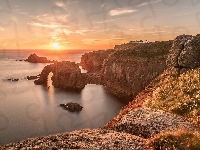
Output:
top-left (79, 49), bottom-right (115, 73)
top-left (101, 41), bottom-right (173, 99)
top-left (2, 35), bottom-right (200, 149)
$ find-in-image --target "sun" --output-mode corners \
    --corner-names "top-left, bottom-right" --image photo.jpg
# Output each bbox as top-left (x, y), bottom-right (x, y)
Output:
top-left (53, 43), bottom-right (59, 50)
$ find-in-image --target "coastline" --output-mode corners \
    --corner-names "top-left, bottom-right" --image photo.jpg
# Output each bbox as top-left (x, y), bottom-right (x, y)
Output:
top-left (1, 34), bottom-right (200, 149)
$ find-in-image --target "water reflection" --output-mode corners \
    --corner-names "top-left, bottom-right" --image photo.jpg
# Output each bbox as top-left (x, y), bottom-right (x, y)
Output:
top-left (47, 72), bottom-right (55, 106)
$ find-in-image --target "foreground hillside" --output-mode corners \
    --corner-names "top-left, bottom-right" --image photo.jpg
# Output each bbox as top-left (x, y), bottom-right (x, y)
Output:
top-left (1, 35), bottom-right (200, 149)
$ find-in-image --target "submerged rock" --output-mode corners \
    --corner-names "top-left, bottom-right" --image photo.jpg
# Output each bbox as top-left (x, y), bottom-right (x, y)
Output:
top-left (60, 102), bottom-right (83, 112)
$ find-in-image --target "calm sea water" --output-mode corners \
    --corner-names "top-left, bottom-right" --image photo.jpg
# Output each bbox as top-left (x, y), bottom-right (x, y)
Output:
top-left (0, 49), bottom-right (127, 145)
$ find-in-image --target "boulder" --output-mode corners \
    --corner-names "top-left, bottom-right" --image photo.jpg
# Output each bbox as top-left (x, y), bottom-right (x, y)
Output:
top-left (60, 102), bottom-right (83, 112)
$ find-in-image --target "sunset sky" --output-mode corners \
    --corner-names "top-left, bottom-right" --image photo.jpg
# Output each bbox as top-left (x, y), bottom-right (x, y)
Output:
top-left (0, 0), bottom-right (200, 50)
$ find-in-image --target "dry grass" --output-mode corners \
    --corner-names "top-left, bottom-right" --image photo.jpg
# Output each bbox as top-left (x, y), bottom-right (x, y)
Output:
top-left (146, 68), bottom-right (200, 128)
top-left (146, 129), bottom-right (200, 150)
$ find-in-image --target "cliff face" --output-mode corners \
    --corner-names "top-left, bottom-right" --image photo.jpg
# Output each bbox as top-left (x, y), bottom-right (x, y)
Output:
top-left (79, 49), bottom-right (115, 72)
top-left (101, 41), bottom-right (173, 99)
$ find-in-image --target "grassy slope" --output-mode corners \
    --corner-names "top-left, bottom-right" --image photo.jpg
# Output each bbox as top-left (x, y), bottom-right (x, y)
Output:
top-left (144, 68), bottom-right (200, 149)
top-left (146, 68), bottom-right (200, 128)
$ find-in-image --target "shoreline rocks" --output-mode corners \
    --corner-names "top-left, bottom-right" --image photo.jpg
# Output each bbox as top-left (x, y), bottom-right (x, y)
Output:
top-left (4, 78), bottom-right (19, 82)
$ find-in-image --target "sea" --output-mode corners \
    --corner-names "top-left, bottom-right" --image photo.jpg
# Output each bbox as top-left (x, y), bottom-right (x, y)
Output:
top-left (0, 49), bottom-right (127, 146)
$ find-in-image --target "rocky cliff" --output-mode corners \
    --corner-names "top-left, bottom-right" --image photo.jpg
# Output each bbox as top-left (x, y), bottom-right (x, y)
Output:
top-left (35, 61), bottom-right (87, 90)
top-left (101, 41), bottom-right (173, 100)
top-left (167, 34), bottom-right (200, 74)
top-left (79, 49), bottom-right (115, 72)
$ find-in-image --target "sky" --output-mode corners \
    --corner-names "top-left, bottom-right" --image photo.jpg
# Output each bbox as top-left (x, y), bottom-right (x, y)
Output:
top-left (0, 0), bottom-right (200, 50)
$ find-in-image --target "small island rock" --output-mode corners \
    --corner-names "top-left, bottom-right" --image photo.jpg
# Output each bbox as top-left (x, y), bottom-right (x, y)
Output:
top-left (60, 102), bottom-right (83, 112)
top-left (25, 53), bottom-right (55, 63)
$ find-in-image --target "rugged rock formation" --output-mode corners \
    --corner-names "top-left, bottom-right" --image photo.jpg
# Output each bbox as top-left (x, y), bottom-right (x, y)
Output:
top-left (101, 41), bottom-right (173, 99)
top-left (35, 61), bottom-right (87, 90)
top-left (34, 64), bottom-right (53, 85)
top-left (79, 49), bottom-right (115, 72)
top-left (167, 34), bottom-right (200, 73)
top-left (51, 62), bottom-right (87, 90)
top-left (113, 107), bottom-right (193, 138)
top-left (26, 53), bottom-right (55, 63)
top-left (0, 129), bottom-right (146, 149)
top-left (60, 102), bottom-right (83, 112)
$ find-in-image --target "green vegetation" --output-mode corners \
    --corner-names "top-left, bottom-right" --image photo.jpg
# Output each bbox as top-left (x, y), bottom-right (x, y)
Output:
top-left (114, 41), bottom-right (173, 59)
top-left (147, 130), bottom-right (200, 150)
top-left (147, 68), bottom-right (200, 127)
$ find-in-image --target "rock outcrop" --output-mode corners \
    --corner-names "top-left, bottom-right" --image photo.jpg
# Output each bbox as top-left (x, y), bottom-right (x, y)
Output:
top-left (79, 49), bottom-right (115, 72)
top-left (101, 41), bottom-right (173, 99)
top-left (167, 34), bottom-right (200, 73)
top-left (4, 78), bottom-right (19, 82)
top-left (35, 61), bottom-right (87, 90)
top-left (60, 102), bottom-right (83, 112)
top-left (0, 129), bottom-right (146, 149)
top-left (27, 75), bottom-right (39, 80)
top-left (26, 53), bottom-right (55, 63)
top-left (113, 107), bottom-right (193, 138)
top-left (34, 64), bottom-right (53, 85)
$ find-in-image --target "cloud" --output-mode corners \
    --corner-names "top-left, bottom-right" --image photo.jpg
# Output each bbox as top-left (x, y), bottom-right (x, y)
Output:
top-left (109, 8), bottom-right (138, 16)
top-left (30, 22), bottom-right (64, 28)
top-left (137, 0), bottom-right (161, 7)
top-left (0, 27), bottom-right (6, 31)
top-left (55, 2), bottom-right (66, 7)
